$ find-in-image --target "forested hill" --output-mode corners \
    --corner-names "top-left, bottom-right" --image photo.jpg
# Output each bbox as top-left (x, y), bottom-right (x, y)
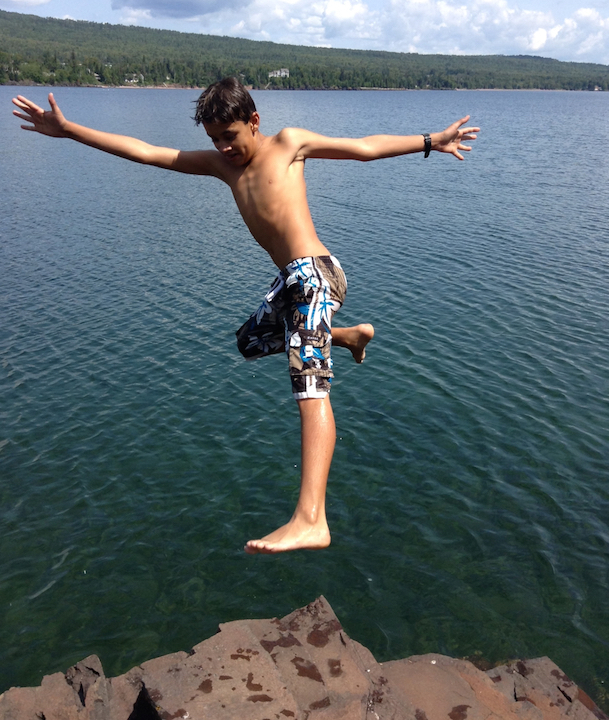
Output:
top-left (1, 8), bottom-right (608, 90)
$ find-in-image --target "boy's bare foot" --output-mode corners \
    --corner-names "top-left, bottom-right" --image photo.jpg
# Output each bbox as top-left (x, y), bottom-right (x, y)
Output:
top-left (245, 516), bottom-right (331, 554)
top-left (333, 323), bottom-right (375, 364)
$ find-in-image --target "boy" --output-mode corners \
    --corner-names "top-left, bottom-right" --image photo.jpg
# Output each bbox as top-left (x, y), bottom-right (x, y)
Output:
top-left (13, 78), bottom-right (479, 554)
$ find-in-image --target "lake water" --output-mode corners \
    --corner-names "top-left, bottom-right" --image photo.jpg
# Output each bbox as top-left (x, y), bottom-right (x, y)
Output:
top-left (1, 85), bottom-right (608, 708)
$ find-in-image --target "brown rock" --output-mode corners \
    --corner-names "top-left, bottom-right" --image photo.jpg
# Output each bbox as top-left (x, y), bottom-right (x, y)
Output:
top-left (124, 621), bottom-right (300, 720)
top-left (378, 654), bottom-right (513, 720)
top-left (488, 658), bottom-right (609, 720)
top-left (0, 670), bottom-right (85, 720)
top-left (1, 599), bottom-right (607, 720)
top-left (0, 684), bottom-right (45, 720)
top-left (245, 596), bottom-right (374, 718)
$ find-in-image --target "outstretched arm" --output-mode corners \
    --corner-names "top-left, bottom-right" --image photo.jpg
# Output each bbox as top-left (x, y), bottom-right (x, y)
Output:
top-left (12, 93), bottom-right (221, 176)
top-left (294, 115), bottom-right (479, 162)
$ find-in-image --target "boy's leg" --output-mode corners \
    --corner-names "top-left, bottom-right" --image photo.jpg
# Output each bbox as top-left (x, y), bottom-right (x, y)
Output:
top-left (332, 324), bottom-right (375, 364)
top-left (244, 394), bottom-right (335, 554)
top-left (243, 258), bottom-right (372, 555)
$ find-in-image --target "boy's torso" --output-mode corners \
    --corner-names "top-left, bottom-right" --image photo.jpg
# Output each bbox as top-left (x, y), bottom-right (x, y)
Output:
top-left (216, 130), bottom-right (330, 268)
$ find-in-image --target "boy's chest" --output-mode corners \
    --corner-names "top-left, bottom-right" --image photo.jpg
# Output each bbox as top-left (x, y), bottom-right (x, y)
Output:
top-left (230, 156), bottom-right (305, 205)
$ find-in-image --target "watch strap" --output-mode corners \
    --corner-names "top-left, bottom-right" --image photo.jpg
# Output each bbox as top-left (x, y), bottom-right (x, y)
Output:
top-left (423, 133), bottom-right (432, 158)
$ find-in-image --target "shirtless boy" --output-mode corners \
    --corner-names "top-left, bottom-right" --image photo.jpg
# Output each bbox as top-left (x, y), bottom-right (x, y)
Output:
top-left (12, 78), bottom-right (479, 554)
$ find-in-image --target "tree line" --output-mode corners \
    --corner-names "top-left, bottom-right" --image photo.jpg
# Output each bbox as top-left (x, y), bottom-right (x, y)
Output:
top-left (1, 9), bottom-right (608, 90)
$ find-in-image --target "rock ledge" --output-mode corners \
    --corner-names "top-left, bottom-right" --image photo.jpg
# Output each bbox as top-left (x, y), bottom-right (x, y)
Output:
top-left (1, 596), bottom-right (607, 720)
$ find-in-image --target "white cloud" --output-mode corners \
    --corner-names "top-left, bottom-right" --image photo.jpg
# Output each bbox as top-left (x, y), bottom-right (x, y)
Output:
top-left (1, 0), bottom-right (51, 6)
top-left (529, 27), bottom-right (548, 49)
top-left (380, 0), bottom-right (558, 55)
top-left (118, 7), bottom-right (155, 25)
top-left (522, 7), bottom-right (609, 60)
top-left (228, 0), bottom-right (604, 62)
top-left (186, 0), bottom-right (381, 46)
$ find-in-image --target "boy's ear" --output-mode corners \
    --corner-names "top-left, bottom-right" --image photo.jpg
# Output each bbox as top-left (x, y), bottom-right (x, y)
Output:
top-left (249, 112), bottom-right (260, 133)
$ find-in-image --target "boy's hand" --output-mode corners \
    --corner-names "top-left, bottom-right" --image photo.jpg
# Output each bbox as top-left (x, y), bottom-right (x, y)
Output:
top-left (433, 116), bottom-right (480, 160)
top-left (12, 93), bottom-right (68, 138)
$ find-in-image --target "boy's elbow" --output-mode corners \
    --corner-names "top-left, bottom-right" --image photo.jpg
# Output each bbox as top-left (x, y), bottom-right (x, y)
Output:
top-left (141, 146), bottom-right (178, 169)
top-left (356, 140), bottom-right (380, 162)
top-left (139, 147), bottom-right (161, 165)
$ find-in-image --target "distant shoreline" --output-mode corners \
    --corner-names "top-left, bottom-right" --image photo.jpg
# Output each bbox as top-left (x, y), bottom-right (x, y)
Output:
top-left (3, 81), bottom-right (603, 92)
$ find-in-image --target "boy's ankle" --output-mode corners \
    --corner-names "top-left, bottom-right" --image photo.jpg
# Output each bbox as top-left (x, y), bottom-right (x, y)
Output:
top-left (293, 507), bottom-right (326, 526)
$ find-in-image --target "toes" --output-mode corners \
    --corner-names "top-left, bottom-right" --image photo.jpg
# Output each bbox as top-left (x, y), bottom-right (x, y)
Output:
top-left (245, 540), bottom-right (272, 555)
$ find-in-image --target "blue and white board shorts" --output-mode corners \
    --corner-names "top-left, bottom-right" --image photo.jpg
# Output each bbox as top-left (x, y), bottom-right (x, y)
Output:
top-left (236, 255), bottom-right (347, 400)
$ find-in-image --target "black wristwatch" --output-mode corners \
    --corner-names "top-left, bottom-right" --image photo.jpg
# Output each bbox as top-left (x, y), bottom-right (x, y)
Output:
top-left (423, 133), bottom-right (432, 158)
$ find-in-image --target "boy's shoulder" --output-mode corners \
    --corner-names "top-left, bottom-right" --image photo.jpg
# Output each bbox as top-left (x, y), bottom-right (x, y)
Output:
top-left (266, 127), bottom-right (330, 157)
top-left (255, 128), bottom-right (310, 163)
top-left (271, 127), bottom-right (306, 144)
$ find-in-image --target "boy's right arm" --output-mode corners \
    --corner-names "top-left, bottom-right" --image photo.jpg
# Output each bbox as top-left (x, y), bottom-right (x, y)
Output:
top-left (12, 93), bottom-right (221, 176)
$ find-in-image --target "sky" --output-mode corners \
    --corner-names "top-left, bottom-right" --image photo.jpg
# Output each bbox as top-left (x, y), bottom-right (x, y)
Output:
top-left (1, 0), bottom-right (608, 65)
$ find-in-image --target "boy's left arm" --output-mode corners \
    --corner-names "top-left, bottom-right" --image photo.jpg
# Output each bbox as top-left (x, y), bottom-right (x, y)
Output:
top-left (291, 116), bottom-right (479, 162)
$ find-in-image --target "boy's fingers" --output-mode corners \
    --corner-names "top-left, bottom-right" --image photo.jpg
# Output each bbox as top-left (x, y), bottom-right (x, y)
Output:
top-left (13, 110), bottom-right (35, 123)
top-left (15, 95), bottom-right (38, 109)
top-left (13, 100), bottom-right (40, 118)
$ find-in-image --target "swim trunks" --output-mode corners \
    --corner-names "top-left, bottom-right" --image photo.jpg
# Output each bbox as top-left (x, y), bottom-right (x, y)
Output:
top-left (236, 255), bottom-right (347, 400)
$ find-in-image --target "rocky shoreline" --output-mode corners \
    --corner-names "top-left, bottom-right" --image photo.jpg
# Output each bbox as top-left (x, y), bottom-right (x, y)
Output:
top-left (1, 596), bottom-right (607, 720)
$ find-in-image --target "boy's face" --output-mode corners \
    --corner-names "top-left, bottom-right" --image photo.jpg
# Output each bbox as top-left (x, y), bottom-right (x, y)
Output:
top-left (204, 113), bottom-right (260, 166)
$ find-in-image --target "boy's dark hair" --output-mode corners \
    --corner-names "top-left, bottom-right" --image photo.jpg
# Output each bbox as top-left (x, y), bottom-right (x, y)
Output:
top-left (194, 77), bottom-right (257, 126)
